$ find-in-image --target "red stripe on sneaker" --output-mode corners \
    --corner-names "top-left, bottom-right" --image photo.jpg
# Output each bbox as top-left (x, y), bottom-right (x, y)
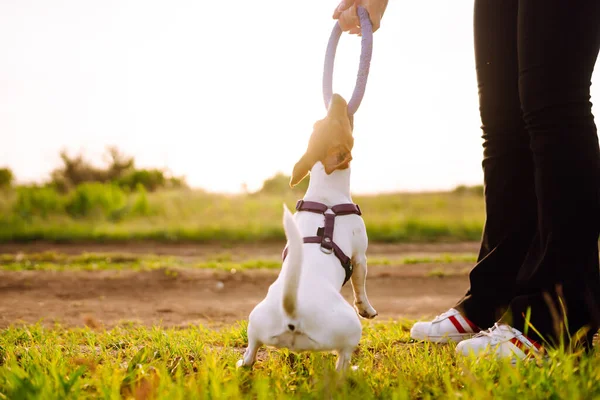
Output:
top-left (463, 317), bottom-right (480, 332)
top-left (510, 337), bottom-right (530, 355)
top-left (509, 337), bottom-right (522, 350)
top-left (528, 337), bottom-right (542, 350)
top-left (448, 315), bottom-right (467, 333)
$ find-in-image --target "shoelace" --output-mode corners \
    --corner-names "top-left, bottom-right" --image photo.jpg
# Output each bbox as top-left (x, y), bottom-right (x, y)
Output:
top-left (432, 309), bottom-right (456, 322)
top-left (474, 323), bottom-right (503, 338)
top-left (472, 323), bottom-right (517, 345)
top-left (472, 324), bottom-right (544, 362)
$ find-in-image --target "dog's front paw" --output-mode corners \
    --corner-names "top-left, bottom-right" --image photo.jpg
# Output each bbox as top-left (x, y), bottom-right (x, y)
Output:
top-left (236, 359), bottom-right (247, 369)
top-left (360, 308), bottom-right (378, 319)
top-left (355, 302), bottom-right (378, 319)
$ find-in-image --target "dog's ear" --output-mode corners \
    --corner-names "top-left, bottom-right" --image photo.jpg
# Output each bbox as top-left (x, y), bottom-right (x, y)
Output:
top-left (290, 153), bottom-right (313, 187)
top-left (322, 145), bottom-right (352, 175)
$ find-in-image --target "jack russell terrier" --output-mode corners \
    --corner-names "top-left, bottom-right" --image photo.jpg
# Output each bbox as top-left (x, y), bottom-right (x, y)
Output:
top-left (237, 93), bottom-right (377, 372)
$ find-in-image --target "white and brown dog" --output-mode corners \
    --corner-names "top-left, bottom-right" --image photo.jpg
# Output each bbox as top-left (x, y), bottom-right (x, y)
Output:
top-left (237, 94), bottom-right (377, 372)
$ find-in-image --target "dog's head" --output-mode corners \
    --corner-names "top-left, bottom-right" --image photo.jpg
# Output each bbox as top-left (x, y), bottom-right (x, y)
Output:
top-left (290, 94), bottom-right (354, 188)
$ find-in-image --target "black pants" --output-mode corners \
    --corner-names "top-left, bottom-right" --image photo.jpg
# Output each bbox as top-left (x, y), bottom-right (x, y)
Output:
top-left (455, 0), bottom-right (600, 347)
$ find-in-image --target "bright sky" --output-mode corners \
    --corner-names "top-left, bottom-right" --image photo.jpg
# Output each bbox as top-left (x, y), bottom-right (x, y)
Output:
top-left (1, 1), bottom-right (598, 194)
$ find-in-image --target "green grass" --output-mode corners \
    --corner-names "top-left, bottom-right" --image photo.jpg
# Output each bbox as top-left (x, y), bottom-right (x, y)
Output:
top-left (1, 249), bottom-right (598, 399)
top-left (0, 321), bottom-right (598, 399)
top-left (0, 189), bottom-right (485, 244)
top-left (0, 252), bottom-right (478, 272)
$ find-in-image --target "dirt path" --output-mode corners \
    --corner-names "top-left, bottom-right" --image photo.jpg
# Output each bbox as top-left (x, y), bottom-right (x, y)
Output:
top-left (0, 241), bottom-right (480, 259)
top-left (0, 242), bottom-right (479, 329)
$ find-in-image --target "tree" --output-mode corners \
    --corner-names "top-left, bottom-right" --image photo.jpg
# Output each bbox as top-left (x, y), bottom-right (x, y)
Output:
top-left (50, 146), bottom-right (135, 192)
top-left (258, 172), bottom-right (309, 195)
top-left (0, 168), bottom-right (13, 189)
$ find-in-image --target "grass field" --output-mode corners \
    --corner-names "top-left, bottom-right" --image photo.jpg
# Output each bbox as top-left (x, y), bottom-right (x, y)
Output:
top-left (0, 188), bottom-right (485, 243)
top-left (1, 321), bottom-right (599, 399)
top-left (1, 251), bottom-right (599, 399)
top-left (0, 251), bottom-right (478, 272)
top-left (4, 186), bottom-right (600, 399)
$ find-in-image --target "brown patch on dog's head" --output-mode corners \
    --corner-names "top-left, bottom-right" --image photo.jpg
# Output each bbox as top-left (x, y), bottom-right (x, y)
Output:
top-left (290, 94), bottom-right (354, 187)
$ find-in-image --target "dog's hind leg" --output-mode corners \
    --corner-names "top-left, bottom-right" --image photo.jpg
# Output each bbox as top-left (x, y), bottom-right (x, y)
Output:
top-left (237, 338), bottom-right (262, 368)
top-left (350, 253), bottom-right (378, 319)
top-left (237, 320), bottom-right (262, 368)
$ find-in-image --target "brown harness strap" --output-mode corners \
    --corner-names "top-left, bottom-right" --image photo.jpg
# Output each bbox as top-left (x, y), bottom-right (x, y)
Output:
top-left (281, 199), bottom-right (362, 286)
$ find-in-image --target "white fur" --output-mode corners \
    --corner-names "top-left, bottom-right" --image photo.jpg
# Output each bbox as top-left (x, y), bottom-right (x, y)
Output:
top-left (236, 162), bottom-right (377, 372)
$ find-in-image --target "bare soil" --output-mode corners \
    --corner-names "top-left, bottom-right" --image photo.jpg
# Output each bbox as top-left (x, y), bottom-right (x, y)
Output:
top-left (0, 242), bottom-right (479, 329)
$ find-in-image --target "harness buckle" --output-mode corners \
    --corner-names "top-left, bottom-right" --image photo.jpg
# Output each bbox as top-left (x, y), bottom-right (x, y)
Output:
top-left (320, 237), bottom-right (334, 254)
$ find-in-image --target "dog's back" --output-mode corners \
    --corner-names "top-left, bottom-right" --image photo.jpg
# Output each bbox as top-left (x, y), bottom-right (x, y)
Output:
top-left (293, 207), bottom-right (365, 287)
top-left (244, 205), bottom-right (363, 353)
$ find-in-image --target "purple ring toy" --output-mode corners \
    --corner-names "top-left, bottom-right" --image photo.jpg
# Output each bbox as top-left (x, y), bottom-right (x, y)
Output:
top-left (323, 6), bottom-right (373, 116)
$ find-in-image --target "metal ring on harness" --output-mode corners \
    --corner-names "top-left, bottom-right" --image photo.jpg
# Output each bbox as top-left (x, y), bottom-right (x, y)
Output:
top-left (320, 237), bottom-right (334, 254)
top-left (322, 6), bottom-right (373, 117)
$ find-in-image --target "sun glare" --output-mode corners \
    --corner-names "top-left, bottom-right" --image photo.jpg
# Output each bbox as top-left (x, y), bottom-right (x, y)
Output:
top-left (0, 1), bottom-right (597, 193)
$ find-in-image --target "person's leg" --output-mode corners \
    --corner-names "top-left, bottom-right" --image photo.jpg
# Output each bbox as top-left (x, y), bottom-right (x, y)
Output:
top-left (454, 0), bottom-right (538, 330)
top-left (504, 0), bottom-right (600, 348)
top-left (410, 0), bottom-right (539, 343)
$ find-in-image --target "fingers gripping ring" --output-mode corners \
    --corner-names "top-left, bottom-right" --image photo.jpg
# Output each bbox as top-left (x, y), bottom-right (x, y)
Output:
top-left (323, 6), bottom-right (373, 116)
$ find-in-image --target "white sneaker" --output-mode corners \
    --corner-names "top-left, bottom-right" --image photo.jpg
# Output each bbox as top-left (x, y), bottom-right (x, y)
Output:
top-left (456, 323), bottom-right (542, 361)
top-left (410, 308), bottom-right (481, 343)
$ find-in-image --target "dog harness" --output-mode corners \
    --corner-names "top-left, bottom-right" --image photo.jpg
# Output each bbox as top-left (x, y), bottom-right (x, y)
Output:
top-left (282, 199), bottom-right (362, 286)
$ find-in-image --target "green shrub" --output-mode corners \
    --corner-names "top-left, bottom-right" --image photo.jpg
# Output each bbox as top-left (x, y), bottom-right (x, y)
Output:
top-left (453, 184), bottom-right (484, 196)
top-left (131, 184), bottom-right (150, 216)
top-left (13, 186), bottom-right (63, 219)
top-left (0, 168), bottom-right (13, 189)
top-left (166, 175), bottom-right (187, 189)
top-left (65, 182), bottom-right (127, 219)
top-left (50, 147), bottom-right (133, 192)
top-left (49, 147), bottom-right (186, 192)
top-left (257, 172), bottom-right (308, 195)
top-left (9, 181), bottom-right (158, 223)
top-left (118, 169), bottom-right (166, 192)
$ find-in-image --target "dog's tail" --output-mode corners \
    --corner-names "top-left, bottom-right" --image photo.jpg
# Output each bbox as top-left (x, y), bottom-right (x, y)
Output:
top-left (281, 203), bottom-right (303, 320)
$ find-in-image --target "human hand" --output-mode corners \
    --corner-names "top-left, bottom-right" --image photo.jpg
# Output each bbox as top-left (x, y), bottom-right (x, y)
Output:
top-left (332, 0), bottom-right (388, 35)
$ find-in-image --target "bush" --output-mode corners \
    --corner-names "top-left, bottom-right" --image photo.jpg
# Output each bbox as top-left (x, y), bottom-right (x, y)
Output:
top-left (49, 147), bottom-right (186, 192)
top-left (0, 168), bottom-right (14, 189)
top-left (131, 184), bottom-right (150, 216)
top-left (65, 182), bottom-right (127, 219)
top-left (453, 184), bottom-right (484, 196)
top-left (166, 175), bottom-right (187, 190)
top-left (258, 173), bottom-right (309, 195)
top-left (50, 147), bottom-right (134, 192)
top-left (13, 186), bottom-right (64, 219)
top-left (118, 169), bottom-right (166, 192)
top-left (11, 182), bottom-right (156, 222)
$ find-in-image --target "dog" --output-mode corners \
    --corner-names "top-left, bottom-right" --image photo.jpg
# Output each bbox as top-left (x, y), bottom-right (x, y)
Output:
top-left (236, 93), bottom-right (377, 372)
